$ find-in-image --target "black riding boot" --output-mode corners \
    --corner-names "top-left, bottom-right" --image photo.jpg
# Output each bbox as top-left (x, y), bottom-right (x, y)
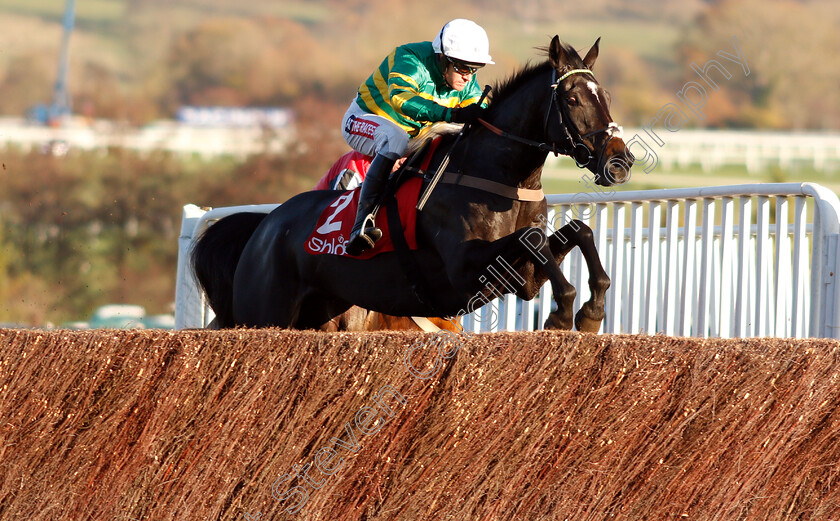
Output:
top-left (345, 152), bottom-right (396, 256)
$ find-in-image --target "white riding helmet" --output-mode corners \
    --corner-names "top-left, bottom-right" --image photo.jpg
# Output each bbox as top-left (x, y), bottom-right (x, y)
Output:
top-left (432, 19), bottom-right (494, 65)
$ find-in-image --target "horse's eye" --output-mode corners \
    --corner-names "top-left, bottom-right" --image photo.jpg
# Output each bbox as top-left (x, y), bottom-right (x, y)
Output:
top-left (568, 95), bottom-right (578, 105)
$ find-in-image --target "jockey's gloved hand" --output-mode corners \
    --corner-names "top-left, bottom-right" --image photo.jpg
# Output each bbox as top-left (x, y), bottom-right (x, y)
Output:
top-left (449, 104), bottom-right (485, 124)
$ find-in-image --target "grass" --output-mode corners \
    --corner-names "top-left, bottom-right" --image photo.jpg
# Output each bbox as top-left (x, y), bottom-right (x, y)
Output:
top-left (131, 0), bottom-right (331, 24)
top-left (540, 161), bottom-right (839, 234)
top-left (0, 0), bottom-right (127, 23)
top-left (0, 0), bottom-right (330, 33)
top-left (543, 160), bottom-right (840, 196)
top-left (483, 15), bottom-right (682, 67)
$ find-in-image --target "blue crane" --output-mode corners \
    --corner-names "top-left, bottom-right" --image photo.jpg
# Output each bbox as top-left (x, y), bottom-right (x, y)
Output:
top-left (27, 0), bottom-right (76, 125)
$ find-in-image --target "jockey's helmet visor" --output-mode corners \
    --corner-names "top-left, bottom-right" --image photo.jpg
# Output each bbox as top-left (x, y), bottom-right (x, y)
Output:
top-left (448, 57), bottom-right (483, 75)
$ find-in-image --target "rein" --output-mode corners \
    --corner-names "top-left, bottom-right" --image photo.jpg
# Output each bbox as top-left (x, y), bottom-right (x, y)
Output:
top-left (477, 117), bottom-right (566, 155)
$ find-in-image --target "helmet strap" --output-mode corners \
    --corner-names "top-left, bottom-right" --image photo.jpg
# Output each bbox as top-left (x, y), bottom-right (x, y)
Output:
top-left (439, 54), bottom-right (455, 89)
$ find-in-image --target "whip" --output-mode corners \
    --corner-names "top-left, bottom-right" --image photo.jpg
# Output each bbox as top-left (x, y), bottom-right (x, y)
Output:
top-left (416, 84), bottom-right (492, 211)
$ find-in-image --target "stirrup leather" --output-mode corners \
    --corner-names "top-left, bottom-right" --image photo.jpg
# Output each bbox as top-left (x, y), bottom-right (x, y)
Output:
top-left (345, 152), bottom-right (395, 255)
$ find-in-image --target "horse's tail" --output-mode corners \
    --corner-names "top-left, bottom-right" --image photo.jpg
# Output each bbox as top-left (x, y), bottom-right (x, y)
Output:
top-left (190, 212), bottom-right (267, 328)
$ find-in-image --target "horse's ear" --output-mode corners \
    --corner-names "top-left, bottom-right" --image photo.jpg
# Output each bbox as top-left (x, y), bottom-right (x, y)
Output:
top-left (549, 35), bottom-right (564, 69)
top-left (583, 37), bottom-right (601, 70)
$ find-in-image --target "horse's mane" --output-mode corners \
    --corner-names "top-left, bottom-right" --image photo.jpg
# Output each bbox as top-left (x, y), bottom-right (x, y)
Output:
top-left (489, 61), bottom-right (551, 110)
top-left (406, 122), bottom-right (462, 155)
top-left (488, 41), bottom-right (587, 111)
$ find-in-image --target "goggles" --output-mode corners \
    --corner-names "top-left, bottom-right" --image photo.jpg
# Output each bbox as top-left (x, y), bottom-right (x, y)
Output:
top-left (448, 57), bottom-right (483, 75)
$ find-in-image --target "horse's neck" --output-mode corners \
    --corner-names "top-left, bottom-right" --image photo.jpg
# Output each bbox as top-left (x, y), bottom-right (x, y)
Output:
top-left (465, 80), bottom-right (551, 190)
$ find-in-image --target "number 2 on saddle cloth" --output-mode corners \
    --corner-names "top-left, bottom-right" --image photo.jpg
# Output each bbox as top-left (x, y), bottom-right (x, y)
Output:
top-left (306, 141), bottom-right (441, 259)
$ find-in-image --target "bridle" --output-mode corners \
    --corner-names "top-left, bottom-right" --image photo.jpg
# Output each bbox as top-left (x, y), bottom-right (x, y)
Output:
top-left (414, 66), bottom-right (624, 205)
top-left (478, 67), bottom-right (622, 170)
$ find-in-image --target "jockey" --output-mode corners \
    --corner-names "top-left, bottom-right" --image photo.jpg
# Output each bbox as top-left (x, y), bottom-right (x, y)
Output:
top-left (342, 18), bottom-right (494, 255)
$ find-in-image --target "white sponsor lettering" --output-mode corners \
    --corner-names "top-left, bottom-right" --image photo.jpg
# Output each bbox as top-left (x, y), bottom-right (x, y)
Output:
top-left (316, 193), bottom-right (354, 235)
top-left (306, 236), bottom-right (348, 256)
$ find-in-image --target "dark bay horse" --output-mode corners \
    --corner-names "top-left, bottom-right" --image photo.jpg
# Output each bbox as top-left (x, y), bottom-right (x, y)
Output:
top-left (192, 36), bottom-right (633, 331)
top-left (192, 210), bottom-right (463, 332)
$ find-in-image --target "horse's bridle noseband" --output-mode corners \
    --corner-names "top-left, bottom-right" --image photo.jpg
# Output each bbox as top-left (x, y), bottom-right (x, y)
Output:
top-left (478, 67), bottom-right (622, 171)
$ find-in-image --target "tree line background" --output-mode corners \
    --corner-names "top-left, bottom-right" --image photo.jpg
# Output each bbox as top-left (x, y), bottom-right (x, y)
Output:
top-left (0, 0), bottom-right (838, 325)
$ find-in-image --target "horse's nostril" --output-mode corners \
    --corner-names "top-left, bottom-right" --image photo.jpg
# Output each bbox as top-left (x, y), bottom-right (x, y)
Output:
top-left (608, 162), bottom-right (629, 184)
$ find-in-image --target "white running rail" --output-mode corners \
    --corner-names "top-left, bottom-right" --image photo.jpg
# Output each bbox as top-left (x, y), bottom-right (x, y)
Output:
top-left (175, 183), bottom-right (840, 339)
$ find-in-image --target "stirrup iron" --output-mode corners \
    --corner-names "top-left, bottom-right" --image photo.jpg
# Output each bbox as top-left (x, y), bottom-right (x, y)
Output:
top-left (359, 214), bottom-right (382, 247)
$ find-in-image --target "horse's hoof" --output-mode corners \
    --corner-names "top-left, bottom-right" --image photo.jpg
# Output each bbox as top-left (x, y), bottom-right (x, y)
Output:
top-left (544, 311), bottom-right (573, 330)
top-left (574, 308), bottom-right (603, 333)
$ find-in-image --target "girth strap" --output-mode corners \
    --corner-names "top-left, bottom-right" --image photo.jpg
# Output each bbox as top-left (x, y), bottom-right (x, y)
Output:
top-left (439, 172), bottom-right (545, 202)
top-left (403, 167), bottom-right (545, 202)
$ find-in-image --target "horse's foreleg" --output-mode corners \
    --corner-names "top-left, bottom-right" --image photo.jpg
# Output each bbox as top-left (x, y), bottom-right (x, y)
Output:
top-left (548, 220), bottom-right (610, 333)
top-left (518, 227), bottom-right (577, 330)
top-left (443, 226), bottom-right (575, 330)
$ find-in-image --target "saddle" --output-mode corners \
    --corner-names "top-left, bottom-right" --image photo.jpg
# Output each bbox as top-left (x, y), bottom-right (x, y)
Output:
top-left (304, 139), bottom-right (442, 259)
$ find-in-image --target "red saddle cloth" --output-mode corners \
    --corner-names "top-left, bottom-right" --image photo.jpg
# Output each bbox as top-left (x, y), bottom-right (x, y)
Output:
top-left (304, 176), bottom-right (423, 259)
top-left (313, 150), bottom-right (371, 190)
top-left (306, 138), bottom-right (441, 259)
